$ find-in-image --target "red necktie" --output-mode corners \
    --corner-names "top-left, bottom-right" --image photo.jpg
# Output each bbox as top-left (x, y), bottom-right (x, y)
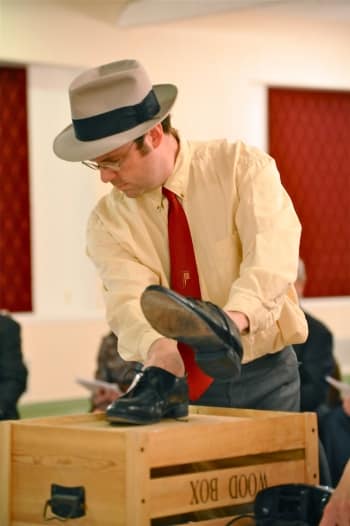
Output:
top-left (162, 187), bottom-right (213, 401)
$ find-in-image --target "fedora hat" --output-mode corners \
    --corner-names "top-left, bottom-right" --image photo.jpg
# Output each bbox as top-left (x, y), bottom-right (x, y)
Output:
top-left (53, 59), bottom-right (178, 162)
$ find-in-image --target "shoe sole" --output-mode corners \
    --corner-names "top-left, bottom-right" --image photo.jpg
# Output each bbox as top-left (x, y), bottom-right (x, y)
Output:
top-left (106, 404), bottom-right (189, 425)
top-left (141, 287), bottom-right (241, 379)
top-left (141, 287), bottom-right (225, 351)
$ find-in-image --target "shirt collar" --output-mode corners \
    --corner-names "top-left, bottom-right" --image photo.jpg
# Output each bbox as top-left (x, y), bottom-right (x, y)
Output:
top-left (163, 136), bottom-right (191, 201)
top-left (143, 136), bottom-right (191, 209)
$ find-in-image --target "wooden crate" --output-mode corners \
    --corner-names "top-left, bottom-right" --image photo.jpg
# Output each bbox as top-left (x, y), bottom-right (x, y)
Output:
top-left (0, 406), bottom-right (319, 526)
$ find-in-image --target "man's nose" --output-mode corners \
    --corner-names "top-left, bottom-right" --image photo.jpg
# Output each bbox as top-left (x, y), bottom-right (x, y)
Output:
top-left (100, 167), bottom-right (118, 184)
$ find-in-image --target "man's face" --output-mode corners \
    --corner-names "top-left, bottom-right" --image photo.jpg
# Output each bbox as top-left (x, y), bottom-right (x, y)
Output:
top-left (91, 128), bottom-right (166, 198)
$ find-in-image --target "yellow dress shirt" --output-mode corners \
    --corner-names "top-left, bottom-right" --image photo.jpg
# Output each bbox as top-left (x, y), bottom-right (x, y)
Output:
top-left (87, 138), bottom-right (308, 363)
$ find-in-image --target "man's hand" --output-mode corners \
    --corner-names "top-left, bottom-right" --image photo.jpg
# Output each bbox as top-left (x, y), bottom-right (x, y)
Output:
top-left (91, 386), bottom-right (122, 413)
top-left (226, 310), bottom-right (249, 333)
top-left (319, 460), bottom-right (350, 526)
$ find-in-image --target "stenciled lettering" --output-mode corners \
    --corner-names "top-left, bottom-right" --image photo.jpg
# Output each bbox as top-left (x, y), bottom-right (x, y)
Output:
top-left (228, 471), bottom-right (268, 500)
top-left (190, 478), bottom-right (219, 505)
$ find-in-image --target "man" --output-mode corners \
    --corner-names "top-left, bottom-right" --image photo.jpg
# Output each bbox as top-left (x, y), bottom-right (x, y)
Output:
top-left (319, 394), bottom-right (350, 487)
top-left (0, 312), bottom-right (28, 420)
top-left (53, 59), bottom-right (307, 425)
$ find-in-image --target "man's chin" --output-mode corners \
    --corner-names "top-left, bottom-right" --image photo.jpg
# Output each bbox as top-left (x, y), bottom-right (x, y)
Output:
top-left (113, 185), bottom-right (135, 196)
top-left (115, 184), bottom-right (154, 198)
top-left (123, 189), bottom-right (141, 198)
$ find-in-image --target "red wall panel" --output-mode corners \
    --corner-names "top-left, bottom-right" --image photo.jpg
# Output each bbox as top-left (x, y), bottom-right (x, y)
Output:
top-left (0, 67), bottom-right (32, 311)
top-left (268, 87), bottom-right (350, 297)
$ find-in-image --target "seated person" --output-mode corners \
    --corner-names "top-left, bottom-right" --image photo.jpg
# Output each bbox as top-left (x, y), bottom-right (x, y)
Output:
top-left (0, 312), bottom-right (28, 420)
top-left (326, 359), bottom-right (343, 409)
top-left (293, 259), bottom-right (339, 416)
top-left (293, 259), bottom-right (341, 486)
top-left (90, 331), bottom-right (141, 412)
top-left (319, 394), bottom-right (350, 487)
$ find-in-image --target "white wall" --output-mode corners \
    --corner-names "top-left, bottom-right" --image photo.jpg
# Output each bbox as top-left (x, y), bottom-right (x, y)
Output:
top-left (2, 3), bottom-right (350, 402)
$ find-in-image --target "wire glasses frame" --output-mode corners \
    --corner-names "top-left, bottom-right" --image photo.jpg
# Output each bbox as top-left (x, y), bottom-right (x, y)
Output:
top-left (81, 142), bottom-right (134, 172)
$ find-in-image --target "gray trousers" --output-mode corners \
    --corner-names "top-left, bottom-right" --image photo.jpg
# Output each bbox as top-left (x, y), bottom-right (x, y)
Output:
top-left (193, 346), bottom-right (300, 412)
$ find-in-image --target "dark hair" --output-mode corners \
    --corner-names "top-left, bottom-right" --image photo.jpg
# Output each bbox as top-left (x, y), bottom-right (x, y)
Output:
top-left (134, 115), bottom-right (179, 153)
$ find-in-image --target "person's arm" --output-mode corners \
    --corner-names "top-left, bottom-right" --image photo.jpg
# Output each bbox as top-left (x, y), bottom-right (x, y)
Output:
top-left (90, 332), bottom-right (141, 412)
top-left (342, 395), bottom-right (350, 416)
top-left (319, 460), bottom-right (350, 526)
top-left (86, 206), bottom-right (174, 365)
top-left (90, 333), bottom-right (120, 412)
top-left (90, 387), bottom-right (122, 413)
top-left (0, 315), bottom-right (28, 419)
top-left (223, 146), bottom-right (307, 346)
top-left (296, 317), bottom-right (334, 412)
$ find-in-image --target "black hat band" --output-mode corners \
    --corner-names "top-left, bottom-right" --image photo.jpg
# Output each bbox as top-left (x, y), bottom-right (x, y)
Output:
top-left (72, 89), bottom-right (160, 142)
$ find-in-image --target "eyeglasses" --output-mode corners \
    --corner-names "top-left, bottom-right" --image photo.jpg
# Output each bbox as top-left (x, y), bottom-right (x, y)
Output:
top-left (81, 142), bottom-right (134, 172)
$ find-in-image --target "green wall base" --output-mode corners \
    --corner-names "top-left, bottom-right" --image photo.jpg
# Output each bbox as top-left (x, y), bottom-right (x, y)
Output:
top-left (19, 397), bottom-right (90, 419)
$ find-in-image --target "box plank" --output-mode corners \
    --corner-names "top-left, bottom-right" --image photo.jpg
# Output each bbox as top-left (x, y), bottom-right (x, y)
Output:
top-left (150, 459), bottom-right (306, 516)
top-left (147, 413), bottom-right (313, 467)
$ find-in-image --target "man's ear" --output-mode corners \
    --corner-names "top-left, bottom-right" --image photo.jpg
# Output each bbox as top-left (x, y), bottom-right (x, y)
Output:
top-left (148, 123), bottom-right (163, 148)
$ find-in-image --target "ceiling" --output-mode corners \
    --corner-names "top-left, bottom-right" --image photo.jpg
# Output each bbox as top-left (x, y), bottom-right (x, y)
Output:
top-left (53, 0), bottom-right (350, 27)
top-left (115, 0), bottom-right (350, 27)
top-left (118, 0), bottom-right (292, 26)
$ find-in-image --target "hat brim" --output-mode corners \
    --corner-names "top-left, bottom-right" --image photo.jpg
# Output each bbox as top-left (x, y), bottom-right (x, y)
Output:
top-left (53, 84), bottom-right (177, 162)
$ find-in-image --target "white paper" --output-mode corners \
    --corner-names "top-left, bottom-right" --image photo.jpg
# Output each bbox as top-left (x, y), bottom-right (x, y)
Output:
top-left (325, 376), bottom-right (350, 395)
top-left (76, 377), bottom-right (122, 394)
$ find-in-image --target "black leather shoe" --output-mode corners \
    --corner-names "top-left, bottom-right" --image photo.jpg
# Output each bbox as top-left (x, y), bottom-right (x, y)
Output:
top-left (106, 366), bottom-right (188, 425)
top-left (141, 285), bottom-right (243, 380)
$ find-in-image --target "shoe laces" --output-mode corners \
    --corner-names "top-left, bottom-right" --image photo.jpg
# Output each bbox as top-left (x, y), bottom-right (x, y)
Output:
top-left (125, 368), bottom-right (166, 397)
top-left (124, 370), bottom-right (145, 396)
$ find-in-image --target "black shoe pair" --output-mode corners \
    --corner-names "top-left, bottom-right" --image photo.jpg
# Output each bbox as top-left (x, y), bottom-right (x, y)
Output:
top-left (106, 285), bottom-right (243, 425)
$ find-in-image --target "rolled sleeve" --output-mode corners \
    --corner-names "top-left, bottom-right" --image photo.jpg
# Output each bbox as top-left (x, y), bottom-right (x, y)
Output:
top-left (87, 210), bottom-right (164, 362)
top-left (224, 152), bottom-right (302, 334)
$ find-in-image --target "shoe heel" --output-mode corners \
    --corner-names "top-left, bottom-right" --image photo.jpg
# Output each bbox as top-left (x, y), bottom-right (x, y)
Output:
top-left (166, 403), bottom-right (188, 419)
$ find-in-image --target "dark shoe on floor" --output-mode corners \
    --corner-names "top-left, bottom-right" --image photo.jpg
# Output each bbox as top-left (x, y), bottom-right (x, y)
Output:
top-left (140, 285), bottom-right (243, 380)
top-left (106, 366), bottom-right (188, 425)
